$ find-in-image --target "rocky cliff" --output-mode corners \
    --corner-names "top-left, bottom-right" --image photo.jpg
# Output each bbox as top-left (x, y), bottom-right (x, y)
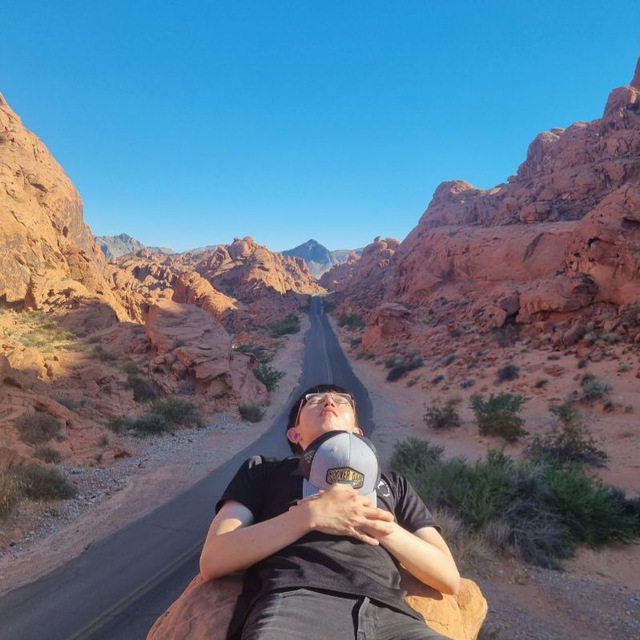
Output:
top-left (329, 60), bottom-right (640, 355)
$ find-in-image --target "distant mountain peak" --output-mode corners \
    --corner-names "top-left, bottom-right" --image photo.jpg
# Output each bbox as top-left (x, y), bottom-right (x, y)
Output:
top-left (281, 239), bottom-right (362, 278)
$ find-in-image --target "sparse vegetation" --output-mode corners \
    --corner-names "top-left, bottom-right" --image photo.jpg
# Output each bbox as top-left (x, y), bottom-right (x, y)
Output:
top-left (15, 412), bottom-right (63, 445)
top-left (470, 392), bottom-right (527, 442)
top-left (239, 404), bottom-right (265, 422)
top-left (91, 345), bottom-right (117, 362)
top-left (128, 413), bottom-right (169, 435)
top-left (126, 375), bottom-right (159, 402)
top-left (337, 314), bottom-right (365, 330)
top-left (0, 470), bottom-right (22, 518)
top-left (151, 398), bottom-right (201, 427)
top-left (254, 363), bottom-right (285, 391)
top-left (268, 313), bottom-right (300, 336)
top-left (424, 397), bottom-right (462, 430)
top-left (525, 403), bottom-right (608, 468)
top-left (233, 343), bottom-right (273, 363)
top-left (391, 438), bottom-right (640, 569)
top-left (387, 357), bottom-right (424, 382)
top-left (580, 377), bottom-right (613, 405)
top-left (11, 464), bottom-right (77, 501)
top-left (33, 445), bottom-right (62, 464)
top-left (496, 363), bottom-right (519, 382)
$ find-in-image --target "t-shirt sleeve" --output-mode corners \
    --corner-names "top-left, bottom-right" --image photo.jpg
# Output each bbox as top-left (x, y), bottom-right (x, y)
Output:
top-left (387, 471), bottom-right (439, 533)
top-left (215, 455), bottom-right (269, 518)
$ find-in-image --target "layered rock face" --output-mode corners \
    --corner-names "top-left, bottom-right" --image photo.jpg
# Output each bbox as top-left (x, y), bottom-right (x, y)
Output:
top-left (147, 572), bottom-right (487, 640)
top-left (332, 60), bottom-right (640, 352)
top-left (0, 95), bottom-right (114, 307)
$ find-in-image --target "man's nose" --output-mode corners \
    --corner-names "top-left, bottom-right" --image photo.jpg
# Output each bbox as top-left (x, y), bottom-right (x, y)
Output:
top-left (322, 394), bottom-right (336, 406)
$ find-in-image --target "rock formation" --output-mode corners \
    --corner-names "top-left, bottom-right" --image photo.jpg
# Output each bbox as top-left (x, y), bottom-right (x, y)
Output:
top-left (147, 572), bottom-right (487, 640)
top-left (0, 94), bottom-right (126, 320)
top-left (146, 300), bottom-right (266, 407)
top-left (330, 59), bottom-right (640, 354)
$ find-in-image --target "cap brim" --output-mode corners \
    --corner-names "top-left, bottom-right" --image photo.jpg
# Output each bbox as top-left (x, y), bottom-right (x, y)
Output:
top-left (302, 478), bottom-right (377, 506)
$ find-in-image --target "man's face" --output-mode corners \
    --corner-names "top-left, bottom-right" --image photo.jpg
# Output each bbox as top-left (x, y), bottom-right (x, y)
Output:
top-left (287, 392), bottom-right (360, 451)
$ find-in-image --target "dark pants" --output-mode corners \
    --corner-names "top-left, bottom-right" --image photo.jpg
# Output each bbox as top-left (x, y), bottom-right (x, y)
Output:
top-left (240, 588), bottom-right (450, 640)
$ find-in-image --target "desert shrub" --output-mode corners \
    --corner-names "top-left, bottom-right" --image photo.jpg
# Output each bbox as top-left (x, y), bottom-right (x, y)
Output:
top-left (546, 466), bottom-right (639, 546)
top-left (151, 398), bottom-right (200, 427)
top-left (442, 355), bottom-right (455, 366)
top-left (577, 358), bottom-right (588, 369)
top-left (268, 313), bottom-right (300, 336)
top-left (580, 378), bottom-right (612, 405)
top-left (383, 356), bottom-right (402, 369)
top-left (128, 413), bottom-right (169, 435)
top-left (33, 445), bottom-right (62, 464)
top-left (391, 438), bottom-right (639, 569)
top-left (0, 470), bottom-right (22, 518)
top-left (424, 397), bottom-right (462, 430)
top-left (387, 358), bottom-right (424, 382)
top-left (460, 377), bottom-right (475, 389)
top-left (15, 413), bottom-right (63, 445)
top-left (126, 375), bottom-right (159, 402)
top-left (106, 417), bottom-right (127, 434)
top-left (534, 378), bottom-right (548, 389)
top-left (234, 343), bottom-right (273, 364)
top-left (337, 314), bottom-right (365, 330)
top-left (526, 424), bottom-right (607, 468)
top-left (91, 345), bottom-right (117, 362)
top-left (239, 404), bottom-right (265, 423)
top-left (12, 464), bottom-right (77, 500)
top-left (121, 360), bottom-right (139, 376)
top-left (496, 363), bottom-right (519, 382)
top-left (431, 375), bottom-right (445, 385)
top-left (254, 364), bottom-right (285, 391)
top-left (321, 299), bottom-right (336, 313)
top-left (470, 392), bottom-right (527, 442)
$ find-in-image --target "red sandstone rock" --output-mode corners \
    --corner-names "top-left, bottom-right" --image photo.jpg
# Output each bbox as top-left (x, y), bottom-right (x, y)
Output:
top-left (147, 572), bottom-right (487, 640)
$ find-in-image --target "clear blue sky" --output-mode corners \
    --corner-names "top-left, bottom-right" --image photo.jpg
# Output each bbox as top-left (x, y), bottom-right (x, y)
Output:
top-left (1, 1), bottom-right (637, 253)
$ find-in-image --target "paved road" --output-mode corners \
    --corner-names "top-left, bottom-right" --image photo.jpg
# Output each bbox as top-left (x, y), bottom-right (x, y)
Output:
top-left (0, 298), bottom-right (374, 640)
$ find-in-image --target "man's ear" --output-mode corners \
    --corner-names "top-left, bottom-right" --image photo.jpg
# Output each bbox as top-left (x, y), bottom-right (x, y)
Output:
top-left (356, 427), bottom-right (363, 436)
top-left (286, 427), bottom-right (300, 444)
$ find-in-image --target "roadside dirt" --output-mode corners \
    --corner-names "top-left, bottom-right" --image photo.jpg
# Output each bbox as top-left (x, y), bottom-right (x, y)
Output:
top-left (1, 317), bottom-right (639, 639)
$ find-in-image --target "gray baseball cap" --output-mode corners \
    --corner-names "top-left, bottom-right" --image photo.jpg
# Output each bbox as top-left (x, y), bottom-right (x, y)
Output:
top-left (299, 431), bottom-right (380, 506)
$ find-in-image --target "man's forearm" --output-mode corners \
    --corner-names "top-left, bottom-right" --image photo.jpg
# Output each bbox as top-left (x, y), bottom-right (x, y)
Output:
top-left (374, 523), bottom-right (460, 595)
top-left (200, 507), bottom-right (312, 580)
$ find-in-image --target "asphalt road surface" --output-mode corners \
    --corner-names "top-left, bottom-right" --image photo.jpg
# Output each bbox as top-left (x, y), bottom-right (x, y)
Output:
top-left (0, 298), bottom-right (376, 640)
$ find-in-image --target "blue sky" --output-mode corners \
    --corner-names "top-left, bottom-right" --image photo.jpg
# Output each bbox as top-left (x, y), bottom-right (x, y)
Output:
top-left (1, 1), bottom-right (637, 253)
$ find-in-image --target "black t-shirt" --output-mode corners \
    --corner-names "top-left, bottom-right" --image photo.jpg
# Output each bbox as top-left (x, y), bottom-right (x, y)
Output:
top-left (216, 455), bottom-right (438, 637)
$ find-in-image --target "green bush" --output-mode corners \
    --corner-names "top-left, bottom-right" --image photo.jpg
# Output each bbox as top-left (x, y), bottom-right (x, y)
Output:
top-left (526, 404), bottom-right (608, 467)
top-left (12, 465), bottom-right (77, 500)
top-left (387, 358), bottom-right (424, 382)
top-left (469, 393), bottom-right (527, 442)
top-left (0, 470), bottom-right (22, 518)
top-left (391, 438), bottom-right (639, 569)
top-left (240, 404), bottom-right (265, 423)
top-left (424, 397), bottom-right (462, 430)
top-left (580, 378), bottom-right (612, 405)
top-left (128, 413), bottom-right (169, 435)
top-left (91, 345), bottom-right (117, 362)
top-left (151, 398), bottom-right (201, 427)
top-left (126, 375), bottom-right (159, 402)
top-left (15, 413), bottom-right (63, 445)
top-left (254, 364), bottom-right (285, 391)
top-left (268, 313), bottom-right (300, 336)
top-left (33, 445), bottom-right (62, 464)
top-left (121, 360), bottom-right (139, 376)
top-left (496, 363), bottom-right (519, 382)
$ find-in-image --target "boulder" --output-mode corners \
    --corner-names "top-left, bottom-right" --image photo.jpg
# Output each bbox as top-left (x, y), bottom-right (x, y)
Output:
top-left (147, 572), bottom-right (487, 640)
